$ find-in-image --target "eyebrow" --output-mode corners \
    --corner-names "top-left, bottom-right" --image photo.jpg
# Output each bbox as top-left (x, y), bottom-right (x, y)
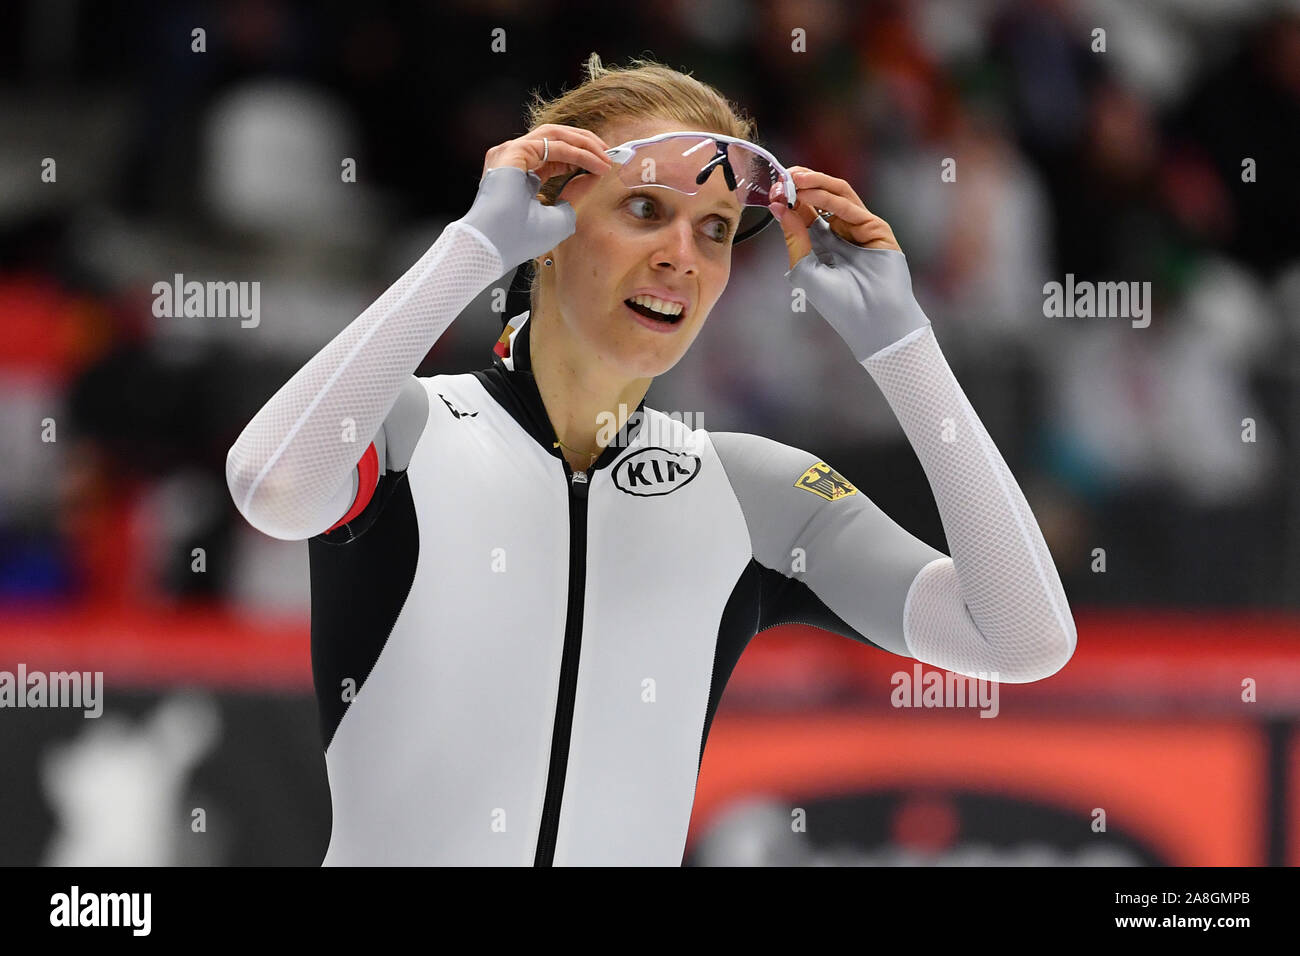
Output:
top-left (680, 192), bottom-right (743, 217)
top-left (625, 186), bottom-right (743, 220)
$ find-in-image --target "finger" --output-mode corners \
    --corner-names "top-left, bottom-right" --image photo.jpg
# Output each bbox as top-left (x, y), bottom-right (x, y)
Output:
top-left (530, 137), bottom-right (611, 176)
top-left (797, 190), bottom-right (900, 249)
top-left (849, 221), bottom-right (901, 251)
top-left (789, 167), bottom-right (865, 209)
top-left (534, 123), bottom-right (611, 150)
top-left (769, 198), bottom-right (813, 270)
top-left (786, 168), bottom-right (901, 249)
top-left (800, 202), bottom-right (898, 249)
top-left (771, 180), bottom-right (818, 229)
top-left (530, 140), bottom-right (613, 178)
top-left (533, 123), bottom-right (613, 158)
top-left (484, 127), bottom-right (613, 180)
top-left (789, 186), bottom-right (870, 225)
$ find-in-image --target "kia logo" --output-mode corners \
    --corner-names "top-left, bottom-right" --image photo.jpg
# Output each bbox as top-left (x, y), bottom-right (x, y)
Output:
top-left (612, 448), bottom-right (701, 497)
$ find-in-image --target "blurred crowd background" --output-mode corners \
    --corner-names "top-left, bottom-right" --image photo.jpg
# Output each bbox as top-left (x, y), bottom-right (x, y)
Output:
top-left (4, 0), bottom-right (1299, 612)
top-left (2, 0), bottom-right (1299, 866)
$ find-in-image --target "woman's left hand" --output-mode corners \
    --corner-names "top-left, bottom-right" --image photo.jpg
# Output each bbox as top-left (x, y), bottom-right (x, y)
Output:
top-left (769, 165), bottom-right (931, 363)
top-left (769, 166), bottom-right (901, 265)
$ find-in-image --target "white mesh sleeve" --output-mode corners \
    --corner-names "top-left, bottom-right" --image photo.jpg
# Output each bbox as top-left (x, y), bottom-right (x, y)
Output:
top-left (862, 325), bottom-right (1077, 682)
top-left (225, 221), bottom-right (504, 540)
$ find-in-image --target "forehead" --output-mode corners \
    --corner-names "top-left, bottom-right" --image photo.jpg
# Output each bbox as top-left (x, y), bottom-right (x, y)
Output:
top-left (602, 116), bottom-right (693, 146)
top-left (595, 118), bottom-right (745, 213)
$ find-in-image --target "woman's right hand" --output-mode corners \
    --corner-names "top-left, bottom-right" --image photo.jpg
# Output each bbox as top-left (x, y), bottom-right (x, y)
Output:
top-left (481, 124), bottom-right (612, 183)
top-left (459, 125), bottom-right (613, 271)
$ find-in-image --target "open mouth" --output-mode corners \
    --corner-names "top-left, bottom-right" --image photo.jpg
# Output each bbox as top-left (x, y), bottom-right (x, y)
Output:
top-left (624, 298), bottom-right (685, 325)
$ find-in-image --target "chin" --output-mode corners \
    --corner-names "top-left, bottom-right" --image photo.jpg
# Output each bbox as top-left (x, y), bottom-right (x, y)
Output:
top-left (609, 349), bottom-right (679, 380)
top-left (591, 329), bottom-right (691, 380)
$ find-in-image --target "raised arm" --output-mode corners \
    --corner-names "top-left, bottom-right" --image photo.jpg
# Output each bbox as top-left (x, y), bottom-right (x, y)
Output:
top-left (859, 323), bottom-right (1075, 681)
top-left (711, 430), bottom-right (945, 661)
top-left (224, 218), bottom-right (498, 540)
top-left (741, 169), bottom-right (1076, 683)
top-left (226, 126), bottom-right (610, 540)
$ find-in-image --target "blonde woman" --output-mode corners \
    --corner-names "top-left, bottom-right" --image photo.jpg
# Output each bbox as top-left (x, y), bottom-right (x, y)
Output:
top-left (226, 54), bottom-right (1076, 866)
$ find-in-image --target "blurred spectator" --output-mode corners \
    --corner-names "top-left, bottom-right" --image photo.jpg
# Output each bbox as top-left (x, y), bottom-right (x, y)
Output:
top-left (0, 0), bottom-right (1297, 614)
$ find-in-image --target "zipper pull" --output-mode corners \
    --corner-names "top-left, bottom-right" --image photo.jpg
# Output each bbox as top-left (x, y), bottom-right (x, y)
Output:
top-left (571, 470), bottom-right (588, 485)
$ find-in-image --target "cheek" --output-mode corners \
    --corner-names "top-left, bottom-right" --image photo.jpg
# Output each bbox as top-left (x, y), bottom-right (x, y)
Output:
top-left (555, 240), bottom-right (611, 310)
top-left (700, 261), bottom-right (731, 311)
top-left (566, 225), bottom-right (625, 287)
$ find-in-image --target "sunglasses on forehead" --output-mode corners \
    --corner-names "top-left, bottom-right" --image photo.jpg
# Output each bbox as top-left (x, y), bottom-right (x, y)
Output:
top-left (557, 130), bottom-right (798, 244)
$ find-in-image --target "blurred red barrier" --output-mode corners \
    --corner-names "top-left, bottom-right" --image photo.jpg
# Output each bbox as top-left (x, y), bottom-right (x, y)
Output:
top-left (2, 600), bottom-right (1296, 864)
top-left (688, 712), bottom-right (1266, 865)
top-left (1, 603), bottom-right (1298, 708)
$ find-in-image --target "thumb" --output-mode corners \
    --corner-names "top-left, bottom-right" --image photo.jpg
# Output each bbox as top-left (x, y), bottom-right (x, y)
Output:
top-left (770, 193), bottom-right (816, 271)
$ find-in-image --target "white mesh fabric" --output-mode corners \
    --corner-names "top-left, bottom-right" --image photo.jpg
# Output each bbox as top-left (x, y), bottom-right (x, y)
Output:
top-left (226, 221), bottom-right (503, 540)
top-left (862, 326), bottom-right (1076, 682)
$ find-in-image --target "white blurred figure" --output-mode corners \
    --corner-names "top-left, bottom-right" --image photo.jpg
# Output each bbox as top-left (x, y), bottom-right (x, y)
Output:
top-left (690, 797), bottom-right (813, 867)
top-left (691, 794), bottom-right (1146, 865)
top-left (1159, 257), bottom-right (1279, 505)
top-left (195, 80), bottom-right (396, 614)
top-left (165, 79), bottom-right (385, 358)
top-left (1044, 256), bottom-right (1278, 505)
top-left (41, 692), bottom-right (222, 866)
top-left (1083, 0), bottom-right (1198, 107)
top-left (874, 105), bottom-right (1055, 363)
top-left (202, 79), bottom-right (373, 243)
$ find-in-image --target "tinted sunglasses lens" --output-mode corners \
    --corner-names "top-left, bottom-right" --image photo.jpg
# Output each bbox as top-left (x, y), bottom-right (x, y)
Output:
top-left (724, 142), bottom-right (782, 206)
top-left (734, 205), bottom-right (776, 242)
top-left (615, 137), bottom-right (784, 210)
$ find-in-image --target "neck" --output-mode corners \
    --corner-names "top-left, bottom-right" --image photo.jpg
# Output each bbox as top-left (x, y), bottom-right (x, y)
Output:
top-left (528, 308), bottom-right (650, 472)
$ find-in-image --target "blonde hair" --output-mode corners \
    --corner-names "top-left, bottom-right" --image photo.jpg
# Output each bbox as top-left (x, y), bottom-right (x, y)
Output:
top-left (519, 52), bottom-right (757, 317)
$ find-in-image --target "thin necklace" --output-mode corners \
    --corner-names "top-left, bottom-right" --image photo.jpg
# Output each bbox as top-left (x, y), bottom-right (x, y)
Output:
top-left (553, 437), bottom-right (600, 464)
top-left (532, 318), bottom-right (603, 466)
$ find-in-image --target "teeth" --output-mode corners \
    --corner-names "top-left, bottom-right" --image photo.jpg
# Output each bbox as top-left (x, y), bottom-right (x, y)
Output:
top-left (629, 294), bottom-right (684, 317)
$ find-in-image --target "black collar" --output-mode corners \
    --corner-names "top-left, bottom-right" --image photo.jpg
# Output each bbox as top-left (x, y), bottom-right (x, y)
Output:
top-left (470, 315), bottom-right (647, 473)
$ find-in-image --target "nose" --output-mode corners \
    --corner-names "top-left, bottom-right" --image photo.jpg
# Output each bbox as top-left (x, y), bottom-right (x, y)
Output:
top-left (652, 216), bottom-right (699, 274)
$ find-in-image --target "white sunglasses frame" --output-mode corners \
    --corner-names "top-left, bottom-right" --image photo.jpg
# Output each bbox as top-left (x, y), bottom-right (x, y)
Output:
top-left (602, 129), bottom-right (798, 209)
top-left (558, 130), bottom-right (797, 243)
